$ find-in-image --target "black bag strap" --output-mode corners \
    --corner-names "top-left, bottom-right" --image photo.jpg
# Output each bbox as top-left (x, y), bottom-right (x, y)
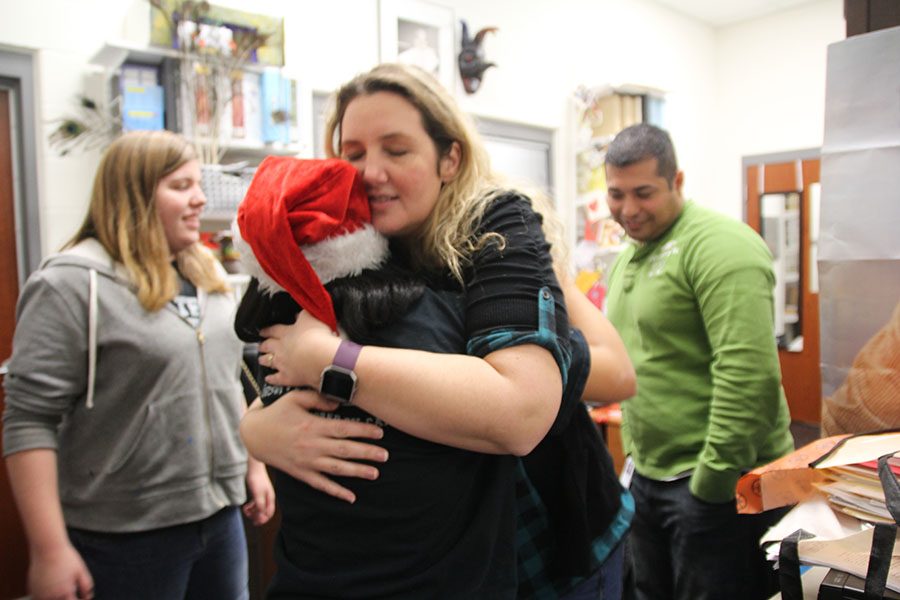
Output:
top-left (779, 529), bottom-right (816, 600)
top-left (878, 452), bottom-right (900, 524)
top-left (863, 452), bottom-right (899, 599)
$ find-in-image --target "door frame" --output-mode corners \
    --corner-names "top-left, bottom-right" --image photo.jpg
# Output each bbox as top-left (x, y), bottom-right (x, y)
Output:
top-left (0, 49), bottom-right (41, 280)
top-left (743, 148), bottom-right (822, 424)
top-left (0, 48), bottom-right (40, 600)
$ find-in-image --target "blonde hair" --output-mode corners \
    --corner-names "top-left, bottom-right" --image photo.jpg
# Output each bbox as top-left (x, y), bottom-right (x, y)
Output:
top-left (66, 130), bottom-right (227, 312)
top-left (324, 63), bottom-right (568, 282)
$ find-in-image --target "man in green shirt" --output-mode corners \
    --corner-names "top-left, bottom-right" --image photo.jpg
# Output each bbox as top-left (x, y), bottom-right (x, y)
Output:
top-left (605, 124), bottom-right (794, 600)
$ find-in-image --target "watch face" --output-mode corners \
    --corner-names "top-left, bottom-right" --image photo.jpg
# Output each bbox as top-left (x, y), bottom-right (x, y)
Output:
top-left (320, 367), bottom-right (357, 403)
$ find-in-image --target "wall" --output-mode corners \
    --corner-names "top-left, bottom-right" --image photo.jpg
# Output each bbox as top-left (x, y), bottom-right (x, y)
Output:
top-left (0, 0), bottom-right (842, 257)
top-left (714, 0), bottom-right (844, 219)
top-left (431, 0), bottom-right (718, 249)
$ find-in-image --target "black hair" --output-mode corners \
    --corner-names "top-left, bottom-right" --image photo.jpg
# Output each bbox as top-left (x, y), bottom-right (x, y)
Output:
top-left (605, 123), bottom-right (678, 185)
top-left (234, 262), bottom-right (427, 343)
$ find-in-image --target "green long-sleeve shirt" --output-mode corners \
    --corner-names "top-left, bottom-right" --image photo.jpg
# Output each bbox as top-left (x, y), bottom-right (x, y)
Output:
top-left (607, 202), bottom-right (794, 503)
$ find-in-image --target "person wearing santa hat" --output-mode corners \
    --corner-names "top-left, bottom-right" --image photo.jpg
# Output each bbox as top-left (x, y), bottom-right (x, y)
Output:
top-left (241, 64), bottom-right (636, 599)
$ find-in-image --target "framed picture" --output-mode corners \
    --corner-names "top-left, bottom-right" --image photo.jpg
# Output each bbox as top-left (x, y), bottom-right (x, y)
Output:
top-left (379, 0), bottom-right (456, 93)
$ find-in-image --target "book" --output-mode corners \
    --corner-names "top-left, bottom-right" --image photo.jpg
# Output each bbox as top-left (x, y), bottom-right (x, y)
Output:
top-left (230, 71), bottom-right (245, 139)
top-left (160, 58), bottom-right (182, 133)
top-left (240, 71), bottom-right (263, 145)
top-left (289, 78), bottom-right (300, 144)
top-left (260, 68), bottom-right (290, 144)
top-left (120, 63), bottom-right (164, 132)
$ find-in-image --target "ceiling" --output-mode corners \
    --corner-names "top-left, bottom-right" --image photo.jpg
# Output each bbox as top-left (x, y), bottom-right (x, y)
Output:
top-left (650, 0), bottom-right (822, 27)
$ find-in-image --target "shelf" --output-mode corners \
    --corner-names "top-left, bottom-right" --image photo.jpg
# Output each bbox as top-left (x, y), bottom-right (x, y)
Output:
top-left (218, 140), bottom-right (304, 161)
top-left (90, 40), bottom-right (177, 69)
top-left (189, 139), bottom-right (305, 164)
top-left (87, 39), bottom-right (308, 166)
top-left (90, 40), bottom-right (271, 73)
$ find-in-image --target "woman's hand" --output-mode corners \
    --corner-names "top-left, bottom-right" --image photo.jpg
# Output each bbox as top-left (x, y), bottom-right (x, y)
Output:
top-left (242, 457), bottom-right (276, 525)
top-left (240, 393), bottom-right (389, 504)
top-left (259, 310), bottom-right (339, 389)
top-left (5, 449), bottom-right (93, 600)
top-left (28, 543), bottom-right (94, 600)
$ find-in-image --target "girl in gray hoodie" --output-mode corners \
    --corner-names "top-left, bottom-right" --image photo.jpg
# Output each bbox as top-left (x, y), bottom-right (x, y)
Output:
top-left (3, 131), bottom-right (274, 600)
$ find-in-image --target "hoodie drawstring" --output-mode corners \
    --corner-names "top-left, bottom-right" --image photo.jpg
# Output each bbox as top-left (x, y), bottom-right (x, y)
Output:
top-left (86, 268), bottom-right (97, 409)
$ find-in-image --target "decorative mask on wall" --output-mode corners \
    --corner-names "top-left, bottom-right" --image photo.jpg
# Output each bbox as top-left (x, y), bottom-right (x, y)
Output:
top-left (458, 20), bottom-right (497, 94)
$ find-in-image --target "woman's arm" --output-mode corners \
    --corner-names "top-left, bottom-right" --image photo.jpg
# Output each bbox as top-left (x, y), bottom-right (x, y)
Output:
top-left (241, 455), bottom-right (276, 526)
top-left (562, 276), bottom-right (636, 403)
top-left (261, 195), bottom-right (565, 457)
top-left (240, 395), bottom-right (390, 504)
top-left (260, 309), bottom-right (562, 457)
top-left (5, 449), bottom-right (94, 600)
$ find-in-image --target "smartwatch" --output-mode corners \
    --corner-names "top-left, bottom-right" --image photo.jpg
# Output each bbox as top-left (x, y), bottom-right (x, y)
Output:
top-left (319, 340), bottom-right (362, 404)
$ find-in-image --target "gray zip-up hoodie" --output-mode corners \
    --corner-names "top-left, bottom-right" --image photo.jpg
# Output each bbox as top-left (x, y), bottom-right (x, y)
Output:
top-left (2, 239), bottom-right (248, 532)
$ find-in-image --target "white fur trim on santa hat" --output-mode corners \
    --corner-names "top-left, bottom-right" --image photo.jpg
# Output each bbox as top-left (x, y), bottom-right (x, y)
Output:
top-left (232, 218), bottom-right (390, 296)
top-left (303, 224), bottom-right (389, 284)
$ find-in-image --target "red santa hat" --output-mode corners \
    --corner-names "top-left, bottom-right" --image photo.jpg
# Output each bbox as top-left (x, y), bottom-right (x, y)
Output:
top-left (233, 156), bottom-right (389, 332)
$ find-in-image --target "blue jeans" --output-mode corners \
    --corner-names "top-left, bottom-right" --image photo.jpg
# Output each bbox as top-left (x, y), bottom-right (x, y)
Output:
top-left (628, 473), bottom-right (786, 600)
top-left (562, 540), bottom-right (625, 600)
top-left (68, 506), bottom-right (249, 600)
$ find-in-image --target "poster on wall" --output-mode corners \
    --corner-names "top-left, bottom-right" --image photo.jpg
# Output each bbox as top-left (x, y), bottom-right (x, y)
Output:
top-left (818, 27), bottom-right (900, 436)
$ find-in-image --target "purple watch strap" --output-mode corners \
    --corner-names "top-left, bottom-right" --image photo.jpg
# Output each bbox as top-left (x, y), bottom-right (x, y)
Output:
top-left (332, 340), bottom-right (363, 371)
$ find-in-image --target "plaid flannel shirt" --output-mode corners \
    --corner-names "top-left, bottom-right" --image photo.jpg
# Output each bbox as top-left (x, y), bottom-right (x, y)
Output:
top-left (516, 465), bottom-right (634, 598)
top-left (467, 286), bottom-right (634, 597)
top-left (466, 286), bottom-right (571, 386)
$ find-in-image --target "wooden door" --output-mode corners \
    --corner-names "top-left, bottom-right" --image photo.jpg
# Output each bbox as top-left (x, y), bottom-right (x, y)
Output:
top-left (745, 156), bottom-right (821, 424)
top-left (0, 87), bottom-right (29, 600)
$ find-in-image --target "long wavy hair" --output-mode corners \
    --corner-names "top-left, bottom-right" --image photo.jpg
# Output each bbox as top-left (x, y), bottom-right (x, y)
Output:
top-left (66, 130), bottom-right (226, 312)
top-left (323, 63), bottom-right (567, 282)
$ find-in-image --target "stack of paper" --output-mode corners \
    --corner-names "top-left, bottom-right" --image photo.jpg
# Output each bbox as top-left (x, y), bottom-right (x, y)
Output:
top-left (814, 458), bottom-right (900, 524)
top-left (797, 527), bottom-right (900, 593)
top-left (811, 432), bottom-right (900, 525)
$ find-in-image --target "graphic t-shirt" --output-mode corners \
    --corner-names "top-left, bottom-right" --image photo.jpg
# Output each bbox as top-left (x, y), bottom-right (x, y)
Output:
top-left (171, 269), bottom-right (200, 328)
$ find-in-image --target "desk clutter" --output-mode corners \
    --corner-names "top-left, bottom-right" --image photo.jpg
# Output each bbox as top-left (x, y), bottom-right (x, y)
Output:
top-left (736, 431), bottom-right (900, 597)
